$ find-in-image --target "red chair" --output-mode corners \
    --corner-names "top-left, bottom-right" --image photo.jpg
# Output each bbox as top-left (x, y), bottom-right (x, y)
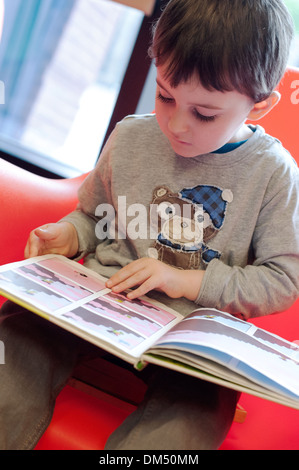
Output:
top-left (0, 161), bottom-right (86, 268)
top-left (1, 67), bottom-right (299, 450)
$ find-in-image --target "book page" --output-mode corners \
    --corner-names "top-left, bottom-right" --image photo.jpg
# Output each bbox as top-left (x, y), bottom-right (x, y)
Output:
top-left (147, 308), bottom-right (299, 397)
top-left (0, 255), bottom-right (182, 361)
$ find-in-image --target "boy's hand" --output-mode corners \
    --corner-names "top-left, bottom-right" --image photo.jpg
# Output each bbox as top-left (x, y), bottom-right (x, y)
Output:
top-left (106, 258), bottom-right (204, 302)
top-left (24, 222), bottom-right (79, 259)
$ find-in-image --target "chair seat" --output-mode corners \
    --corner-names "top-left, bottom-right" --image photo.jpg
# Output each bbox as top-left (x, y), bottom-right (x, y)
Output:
top-left (220, 393), bottom-right (299, 450)
top-left (36, 378), bottom-right (299, 450)
top-left (35, 383), bottom-right (135, 450)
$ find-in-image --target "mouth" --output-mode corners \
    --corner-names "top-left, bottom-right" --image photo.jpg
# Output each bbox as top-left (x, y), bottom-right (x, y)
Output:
top-left (170, 135), bottom-right (191, 146)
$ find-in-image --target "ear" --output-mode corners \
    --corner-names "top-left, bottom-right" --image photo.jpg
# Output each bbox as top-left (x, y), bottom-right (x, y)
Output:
top-left (247, 91), bottom-right (281, 121)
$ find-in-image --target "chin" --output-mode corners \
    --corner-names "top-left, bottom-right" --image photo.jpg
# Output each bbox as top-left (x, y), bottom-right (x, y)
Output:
top-left (172, 146), bottom-right (204, 158)
top-left (169, 142), bottom-right (196, 158)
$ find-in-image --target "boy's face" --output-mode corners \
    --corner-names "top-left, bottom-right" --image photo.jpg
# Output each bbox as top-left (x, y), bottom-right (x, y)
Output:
top-left (155, 65), bottom-right (255, 157)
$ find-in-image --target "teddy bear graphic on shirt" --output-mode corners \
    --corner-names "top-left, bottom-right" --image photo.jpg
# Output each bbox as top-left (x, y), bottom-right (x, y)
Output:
top-left (148, 184), bottom-right (233, 270)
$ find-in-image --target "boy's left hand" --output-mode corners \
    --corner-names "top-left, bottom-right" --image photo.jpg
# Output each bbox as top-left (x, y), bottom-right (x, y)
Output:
top-left (106, 258), bottom-right (204, 302)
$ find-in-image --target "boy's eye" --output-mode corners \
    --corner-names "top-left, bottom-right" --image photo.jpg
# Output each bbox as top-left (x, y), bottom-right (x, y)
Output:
top-left (193, 109), bottom-right (216, 123)
top-left (157, 92), bottom-right (173, 104)
top-left (157, 92), bottom-right (216, 123)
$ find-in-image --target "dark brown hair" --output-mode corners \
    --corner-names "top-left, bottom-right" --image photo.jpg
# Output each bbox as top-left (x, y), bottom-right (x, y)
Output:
top-left (149, 0), bottom-right (294, 102)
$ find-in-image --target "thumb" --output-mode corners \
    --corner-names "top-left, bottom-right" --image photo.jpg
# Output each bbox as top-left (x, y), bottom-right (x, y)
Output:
top-left (25, 224), bottom-right (62, 259)
top-left (34, 224), bottom-right (60, 241)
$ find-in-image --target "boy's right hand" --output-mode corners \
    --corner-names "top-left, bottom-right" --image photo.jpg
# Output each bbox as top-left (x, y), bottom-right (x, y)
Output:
top-left (24, 222), bottom-right (79, 259)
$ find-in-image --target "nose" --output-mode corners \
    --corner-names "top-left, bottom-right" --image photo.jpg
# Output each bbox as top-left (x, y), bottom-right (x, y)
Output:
top-left (168, 109), bottom-right (189, 136)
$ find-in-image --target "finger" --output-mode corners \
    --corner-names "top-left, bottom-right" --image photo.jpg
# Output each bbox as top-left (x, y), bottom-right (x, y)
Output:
top-left (34, 224), bottom-right (60, 241)
top-left (106, 260), bottom-right (144, 288)
top-left (110, 270), bottom-right (149, 293)
top-left (25, 224), bottom-right (60, 259)
top-left (24, 230), bottom-right (43, 259)
top-left (126, 278), bottom-right (156, 300)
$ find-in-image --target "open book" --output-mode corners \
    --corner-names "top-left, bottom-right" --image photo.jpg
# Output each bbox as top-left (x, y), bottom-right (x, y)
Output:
top-left (0, 254), bottom-right (299, 410)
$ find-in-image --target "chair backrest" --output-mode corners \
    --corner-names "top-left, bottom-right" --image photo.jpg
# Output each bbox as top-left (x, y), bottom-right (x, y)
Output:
top-left (0, 159), bottom-right (86, 265)
top-left (247, 66), bottom-right (299, 165)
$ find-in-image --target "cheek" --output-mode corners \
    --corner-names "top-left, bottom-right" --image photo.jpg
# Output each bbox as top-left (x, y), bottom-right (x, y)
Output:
top-left (155, 98), bottom-right (166, 118)
top-left (155, 103), bottom-right (169, 134)
top-left (197, 118), bottom-right (235, 145)
top-left (193, 122), bottom-right (222, 145)
top-left (190, 121), bottom-right (233, 154)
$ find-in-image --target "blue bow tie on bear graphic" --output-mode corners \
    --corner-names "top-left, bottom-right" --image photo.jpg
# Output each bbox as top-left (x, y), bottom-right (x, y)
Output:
top-left (157, 234), bottom-right (221, 263)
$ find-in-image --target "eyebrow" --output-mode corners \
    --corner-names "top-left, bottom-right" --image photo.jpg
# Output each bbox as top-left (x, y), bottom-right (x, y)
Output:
top-left (156, 78), bottom-right (223, 111)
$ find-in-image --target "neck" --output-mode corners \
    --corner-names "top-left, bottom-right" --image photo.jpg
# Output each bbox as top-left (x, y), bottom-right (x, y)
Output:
top-left (229, 124), bottom-right (254, 143)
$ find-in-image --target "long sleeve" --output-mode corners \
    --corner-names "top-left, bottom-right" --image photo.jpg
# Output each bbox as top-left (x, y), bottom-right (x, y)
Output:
top-left (196, 152), bottom-right (299, 319)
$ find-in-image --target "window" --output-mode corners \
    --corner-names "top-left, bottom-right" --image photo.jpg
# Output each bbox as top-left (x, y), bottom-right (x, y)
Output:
top-left (0, 0), bottom-right (148, 176)
top-left (284, 0), bottom-right (299, 66)
top-left (0, 1), bottom-right (297, 178)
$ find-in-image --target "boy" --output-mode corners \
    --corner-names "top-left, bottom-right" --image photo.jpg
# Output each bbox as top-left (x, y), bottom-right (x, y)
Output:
top-left (1, 0), bottom-right (298, 450)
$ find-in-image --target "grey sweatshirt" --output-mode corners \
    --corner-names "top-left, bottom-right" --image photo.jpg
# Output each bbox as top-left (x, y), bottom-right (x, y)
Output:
top-left (63, 114), bottom-right (299, 320)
